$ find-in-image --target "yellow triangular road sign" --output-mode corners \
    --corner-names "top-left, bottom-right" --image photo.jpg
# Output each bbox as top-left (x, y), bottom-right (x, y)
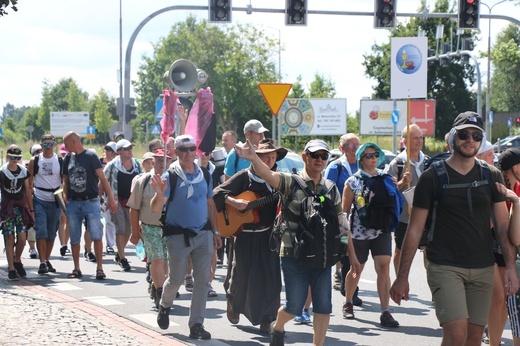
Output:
top-left (258, 83), bottom-right (292, 115)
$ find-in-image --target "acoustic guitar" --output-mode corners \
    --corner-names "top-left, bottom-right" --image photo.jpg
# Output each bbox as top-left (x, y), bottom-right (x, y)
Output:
top-left (217, 191), bottom-right (279, 237)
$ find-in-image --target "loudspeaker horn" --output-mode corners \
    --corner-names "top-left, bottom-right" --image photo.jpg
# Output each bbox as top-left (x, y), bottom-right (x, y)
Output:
top-left (164, 59), bottom-right (198, 92)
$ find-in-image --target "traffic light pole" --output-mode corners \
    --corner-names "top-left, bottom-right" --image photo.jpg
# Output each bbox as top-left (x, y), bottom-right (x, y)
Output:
top-left (123, 5), bottom-right (520, 134)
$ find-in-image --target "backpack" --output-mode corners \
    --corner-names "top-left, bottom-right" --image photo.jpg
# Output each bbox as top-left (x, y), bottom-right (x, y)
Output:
top-left (422, 159), bottom-right (494, 246)
top-left (394, 154), bottom-right (430, 179)
top-left (353, 173), bottom-right (404, 232)
top-left (423, 152), bottom-right (451, 170)
top-left (277, 174), bottom-right (343, 269)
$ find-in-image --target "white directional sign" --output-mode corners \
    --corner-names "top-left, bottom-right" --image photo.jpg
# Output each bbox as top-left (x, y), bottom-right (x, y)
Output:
top-left (50, 112), bottom-right (90, 137)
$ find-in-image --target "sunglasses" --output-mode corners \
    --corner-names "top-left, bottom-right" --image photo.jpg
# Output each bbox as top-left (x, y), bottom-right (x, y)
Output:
top-left (456, 130), bottom-right (483, 142)
top-left (9, 156), bottom-right (21, 160)
top-left (122, 146), bottom-right (133, 151)
top-left (178, 146), bottom-right (197, 153)
top-left (42, 142), bottom-right (55, 147)
top-left (345, 143), bottom-right (360, 148)
top-left (307, 152), bottom-right (329, 160)
top-left (362, 152), bottom-right (380, 160)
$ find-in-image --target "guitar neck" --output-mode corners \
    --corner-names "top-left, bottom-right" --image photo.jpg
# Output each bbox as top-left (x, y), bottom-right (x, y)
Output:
top-left (246, 192), bottom-right (279, 211)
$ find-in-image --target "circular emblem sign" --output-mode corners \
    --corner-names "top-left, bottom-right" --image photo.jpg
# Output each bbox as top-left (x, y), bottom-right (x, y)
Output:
top-left (396, 44), bottom-right (422, 74)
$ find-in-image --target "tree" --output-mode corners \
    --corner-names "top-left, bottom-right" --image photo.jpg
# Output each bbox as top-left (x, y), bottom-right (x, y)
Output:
top-left (134, 15), bottom-right (279, 140)
top-left (308, 73), bottom-right (336, 98)
top-left (288, 75), bottom-right (305, 98)
top-left (363, 0), bottom-right (476, 139)
top-left (90, 89), bottom-right (116, 143)
top-left (490, 24), bottom-right (520, 113)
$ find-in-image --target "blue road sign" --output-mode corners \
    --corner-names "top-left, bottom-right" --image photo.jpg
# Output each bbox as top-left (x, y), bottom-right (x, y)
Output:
top-left (0, 127), bottom-right (3, 139)
top-left (156, 99), bottom-right (164, 121)
top-left (489, 111), bottom-right (494, 126)
top-left (87, 125), bottom-right (96, 134)
top-left (391, 109), bottom-right (399, 125)
top-left (508, 117), bottom-right (512, 128)
top-left (151, 125), bottom-right (161, 136)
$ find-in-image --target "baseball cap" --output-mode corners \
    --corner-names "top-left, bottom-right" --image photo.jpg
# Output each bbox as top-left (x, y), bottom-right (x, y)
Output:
top-left (112, 131), bottom-right (125, 140)
top-left (498, 148), bottom-right (520, 171)
top-left (153, 149), bottom-right (173, 159)
top-left (6, 145), bottom-right (22, 158)
top-left (41, 134), bottom-right (56, 142)
top-left (174, 135), bottom-right (196, 148)
top-left (477, 140), bottom-right (493, 155)
top-left (453, 111), bottom-right (484, 132)
top-left (142, 152), bottom-right (154, 162)
top-left (115, 139), bottom-right (132, 151)
top-left (59, 143), bottom-right (69, 154)
top-left (304, 139), bottom-right (330, 153)
top-left (243, 119), bottom-right (269, 134)
top-left (30, 144), bottom-right (43, 155)
top-left (104, 142), bottom-right (117, 152)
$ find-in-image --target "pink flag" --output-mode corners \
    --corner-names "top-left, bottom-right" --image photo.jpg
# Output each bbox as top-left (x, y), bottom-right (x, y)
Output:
top-left (160, 90), bottom-right (179, 144)
top-left (185, 88), bottom-right (214, 156)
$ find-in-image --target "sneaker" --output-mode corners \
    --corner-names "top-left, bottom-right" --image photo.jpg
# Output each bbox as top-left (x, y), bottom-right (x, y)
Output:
top-left (106, 246), bottom-right (115, 254)
top-left (119, 258), bottom-right (131, 272)
top-left (343, 302), bottom-right (355, 319)
top-left (38, 263), bottom-right (48, 274)
top-left (29, 248), bottom-right (38, 259)
top-left (46, 261), bottom-right (56, 273)
top-left (185, 275), bottom-right (194, 292)
top-left (189, 323), bottom-right (211, 340)
top-left (333, 271), bottom-right (341, 290)
top-left (114, 253), bottom-right (120, 264)
top-left (301, 309), bottom-right (311, 324)
top-left (86, 252), bottom-right (96, 262)
top-left (13, 262), bottom-right (26, 278)
top-left (482, 325), bottom-right (490, 344)
top-left (269, 321), bottom-right (285, 346)
top-left (157, 305), bottom-right (170, 330)
top-left (208, 286), bottom-right (218, 298)
top-left (380, 311), bottom-right (399, 328)
top-left (60, 245), bottom-right (68, 257)
top-left (353, 286), bottom-right (363, 306)
top-left (293, 315), bottom-right (302, 323)
top-left (8, 270), bottom-right (19, 281)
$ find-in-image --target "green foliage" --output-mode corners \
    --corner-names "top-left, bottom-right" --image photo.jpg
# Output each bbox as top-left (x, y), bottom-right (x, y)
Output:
top-left (362, 0), bottom-right (477, 140)
top-left (288, 75), bottom-right (306, 98)
top-left (90, 89), bottom-right (117, 143)
top-left (347, 111), bottom-right (360, 134)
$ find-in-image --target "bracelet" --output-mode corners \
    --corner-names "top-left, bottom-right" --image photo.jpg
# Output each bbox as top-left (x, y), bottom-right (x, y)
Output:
top-left (30, 209), bottom-right (34, 212)
top-left (213, 231), bottom-right (221, 236)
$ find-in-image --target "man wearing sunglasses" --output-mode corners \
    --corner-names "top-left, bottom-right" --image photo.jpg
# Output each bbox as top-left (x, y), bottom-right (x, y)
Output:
top-left (151, 134), bottom-right (222, 340)
top-left (103, 138), bottom-right (142, 272)
top-left (28, 134), bottom-right (62, 275)
top-left (391, 112), bottom-right (519, 345)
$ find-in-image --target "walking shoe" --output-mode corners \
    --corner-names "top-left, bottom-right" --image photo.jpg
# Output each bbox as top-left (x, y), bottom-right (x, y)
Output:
top-left (13, 262), bottom-right (26, 278)
top-left (380, 311), bottom-right (399, 328)
top-left (29, 248), bottom-right (38, 259)
top-left (114, 252), bottom-right (120, 263)
top-left (226, 298), bottom-right (240, 324)
top-left (38, 263), bottom-right (48, 274)
top-left (157, 305), bottom-right (170, 330)
top-left (189, 323), bottom-right (211, 340)
top-left (301, 309), bottom-right (311, 324)
top-left (343, 302), bottom-right (355, 319)
top-left (482, 325), bottom-right (490, 344)
top-left (353, 286), bottom-right (363, 307)
top-left (119, 258), bottom-right (131, 272)
top-left (8, 270), bottom-right (19, 281)
top-left (60, 245), bottom-right (68, 257)
top-left (106, 246), bottom-right (115, 254)
top-left (208, 286), bottom-right (218, 297)
top-left (185, 275), bottom-right (194, 292)
top-left (269, 321), bottom-right (285, 346)
top-left (87, 252), bottom-right (96, 262)
top-left (333, 270), bottom-right (341, 290)
top-left (145, 263), bottom-right (152, 283)
top-left (46, 261), bottom-right (56, 273)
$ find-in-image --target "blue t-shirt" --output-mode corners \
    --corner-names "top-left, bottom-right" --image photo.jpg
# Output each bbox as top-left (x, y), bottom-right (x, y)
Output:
top-left (63, 150), bottom-right (102, 199)
top-left (224, 149), bottom-right (251, 177)
top-left (162, 164), bottom-right (213, 232)
top-left (324, 158), bottom-right (358, 196)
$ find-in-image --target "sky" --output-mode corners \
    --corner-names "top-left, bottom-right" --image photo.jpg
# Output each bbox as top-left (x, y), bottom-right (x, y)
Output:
top-left (0, 0), bottom-right (518, 117)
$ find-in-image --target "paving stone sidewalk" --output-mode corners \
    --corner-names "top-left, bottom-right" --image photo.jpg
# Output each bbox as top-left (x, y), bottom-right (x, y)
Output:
top-left (0, 270), bottom-right (182, 346)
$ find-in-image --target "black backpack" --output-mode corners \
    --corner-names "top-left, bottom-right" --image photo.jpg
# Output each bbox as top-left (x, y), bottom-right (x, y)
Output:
top-left (290, 174), bottom-right (343, 269)
top-left (353, 173), bottom-right (404, 232)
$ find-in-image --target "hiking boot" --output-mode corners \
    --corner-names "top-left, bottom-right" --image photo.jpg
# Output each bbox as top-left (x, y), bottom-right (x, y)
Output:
top-left (46, 261), bottom-right (56, 273)
top-left (269, 321), bottom-right (285, 346)
top-left (189, 323), bottom-right (211, 340)
top-left (13, 262), bottom-right (26, 278)
top-left (8, 270), bottom-right (19, 281)
top-left (29, 248), bottom-right (38, 259)
top-left (353, 286), bottom-right (363, 307)
top-left (60, 245), bottom-right (68, 256)
top-left (343, 302), bottom-right (355, 319)
top-left (38, 263), bottom-right (48, 275)
top-left (119, 258), bottom-right (131, 271)
top-left (380, 311), bottom-right (399, 328)
top-left (157, 305), bottom-right (170, 330)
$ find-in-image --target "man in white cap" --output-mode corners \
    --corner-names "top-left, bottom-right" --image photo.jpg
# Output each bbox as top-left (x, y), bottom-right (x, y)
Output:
top-left (102, 141), bottom-right (118, 254)
top-left (224, 119), bottom-right (268, 180)
top-left (151, 134), bottom-right (222, 340)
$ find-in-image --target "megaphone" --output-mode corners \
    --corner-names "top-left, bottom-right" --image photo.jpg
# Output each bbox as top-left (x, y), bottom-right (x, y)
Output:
top-left (164, 59), bottom-right (199, 92)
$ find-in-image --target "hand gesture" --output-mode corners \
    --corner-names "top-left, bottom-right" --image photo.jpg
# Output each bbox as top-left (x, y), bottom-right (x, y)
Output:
top-left (234, 139), bottom-right (257, 162)
top-left (150, 174), bottom-right (168, 195)
top-left (177, 104), bottom-right (187, 123)
top-left (496, 182), bottom-right (520, 204)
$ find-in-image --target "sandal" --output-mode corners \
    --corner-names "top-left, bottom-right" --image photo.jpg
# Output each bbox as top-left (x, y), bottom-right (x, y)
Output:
top-left (67, 269), bottom-right (83, 279)
top-left (95, 269), bottom-right (106, 280)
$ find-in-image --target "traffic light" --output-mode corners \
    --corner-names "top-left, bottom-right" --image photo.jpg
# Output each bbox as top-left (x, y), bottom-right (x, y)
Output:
top-left (374, 0), bottom-right (397, 29)
top-left (462, 38), bottom-right (474, 51)
top-left (285, 0), bottom-right (307, 26)
top-left (458, 0), bottom-right (480, 30)
top-left (125, 104), bottom-right (137, 122)
top-left (209, 0), bottom-right (232, 23)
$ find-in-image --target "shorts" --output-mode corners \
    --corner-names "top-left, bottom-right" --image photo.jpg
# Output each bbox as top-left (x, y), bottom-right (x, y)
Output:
top-left (34, 197), bottom-right (61, 242)
top-left (141, 223), bottom-right (168, 263)
top-left (353, 232), bottom-right (392, 264)
top-left (67, 198), bottom-right (103, 245)
top-left (427, 262), bottom-right (493, 326)
top-left (393, 222), bottom-right (407, 250)
top-left (1, 207), bottom-right (27, 236)
top-left (507, 289), bottom-right (520, 337)
top-left (112, 204), bottom-right (131, 236)
top-left (281, 256), bottom-right (332, 315)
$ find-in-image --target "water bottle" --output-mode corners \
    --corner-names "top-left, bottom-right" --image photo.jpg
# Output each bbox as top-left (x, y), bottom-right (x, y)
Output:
top-left (356, 192), bottom-right (365, 208)
top-left (135, 239), bottom-right (146, 261)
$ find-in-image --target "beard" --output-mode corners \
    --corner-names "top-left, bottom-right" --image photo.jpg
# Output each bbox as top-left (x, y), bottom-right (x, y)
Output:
top-left (452, 140), bottom-right (479, 159)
